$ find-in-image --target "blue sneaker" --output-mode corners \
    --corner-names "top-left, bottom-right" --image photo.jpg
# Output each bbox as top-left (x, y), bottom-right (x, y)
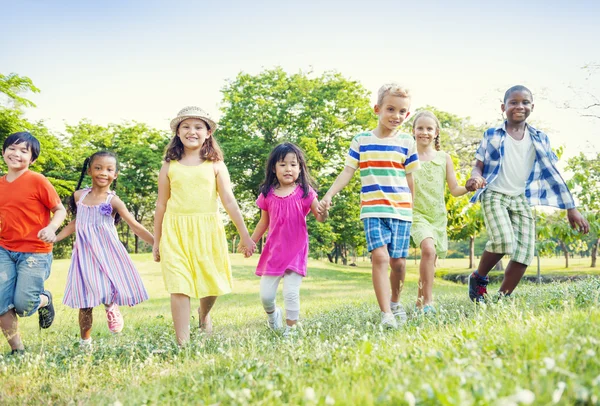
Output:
top-left (468, 273), bottom-right (488, 302)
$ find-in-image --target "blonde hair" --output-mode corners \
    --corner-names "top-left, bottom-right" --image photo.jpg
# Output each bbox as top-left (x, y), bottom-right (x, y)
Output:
top-left (412, 110), bottom-right (442, 151)
top-left (377, 83), bottom-right (411, 105)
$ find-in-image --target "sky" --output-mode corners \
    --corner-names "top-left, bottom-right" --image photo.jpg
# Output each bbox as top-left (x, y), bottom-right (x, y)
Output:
top-left (1, 0), bottom-right (599, 162)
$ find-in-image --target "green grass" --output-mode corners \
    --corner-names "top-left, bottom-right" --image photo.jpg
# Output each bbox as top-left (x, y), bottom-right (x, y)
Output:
top-left (1, 254), bottom-right (600, 405)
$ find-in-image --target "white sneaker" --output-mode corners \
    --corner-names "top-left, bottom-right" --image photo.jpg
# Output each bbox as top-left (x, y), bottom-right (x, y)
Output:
top-left (283, 325), bottom-right (298, 338)
top-left (391, 303), bottom-right (407, 325)
top-left (267, 307), bottom-right (283, 330)
top-left (79, 338), bottom-right (93, 351)
top-left (381, 312), bottom-right (398, 329)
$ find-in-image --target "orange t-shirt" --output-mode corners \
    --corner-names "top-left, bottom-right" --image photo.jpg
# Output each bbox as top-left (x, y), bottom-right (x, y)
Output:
top-left (0, 170), bottom-right (62, 253)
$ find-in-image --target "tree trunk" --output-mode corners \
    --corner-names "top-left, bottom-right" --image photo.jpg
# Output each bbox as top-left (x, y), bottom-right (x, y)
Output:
top-left (591, 239), bottom-right (598, 268)
top-left (341, 243), bottom-right (348, 265)
top-left (469, 236), bottom-right (475, 269)
top-left (232, 235), bottom-right (237, 253)
top-left (559, 240), bottom-right (569, 268)
top-left (134, 234), bottom-right (139, 254)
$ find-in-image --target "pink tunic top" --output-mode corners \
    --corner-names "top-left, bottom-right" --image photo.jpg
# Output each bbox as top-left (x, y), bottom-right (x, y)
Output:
top-left (255, 185), bottom-right (317, 277)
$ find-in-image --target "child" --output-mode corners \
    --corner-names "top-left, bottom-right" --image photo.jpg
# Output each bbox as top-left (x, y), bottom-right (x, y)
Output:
top-left (318, 83), bottom-right (419, 329)
top-left (410, 111), bottom-right (469, 313)
top-left (154, 106), bottom-right (255, 345)
top-left (0, 132), bottom-right (66, 354)
top-left (56, 151), bottom-right (153, 347)
top-left (248, 143), bottom-right (328, 337)
top-left (465, 85), bottom-right (589, 301)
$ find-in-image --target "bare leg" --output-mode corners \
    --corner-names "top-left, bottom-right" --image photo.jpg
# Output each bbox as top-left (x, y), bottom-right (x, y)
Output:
top-left (389, 257), bottom-right (406, 303)
top-left (198, 296), bottom-right (217, 334)
top-left (171, 294), bottom-right (191, 345)
top-left (0, 310), bottom-right (23, 351)
top-left (476, 251), bottom-right (504, 277)
top-left (499, 261), bottom-right (527, 294)
top-left (79, 308), bottom-right (93, 340)
top-left (416, 238), bottom-right (436, 308)
top-left (371, 247), bottom-right (392, 313)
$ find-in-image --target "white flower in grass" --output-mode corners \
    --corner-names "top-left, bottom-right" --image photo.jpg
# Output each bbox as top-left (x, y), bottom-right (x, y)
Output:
top-left (552, 381), bottom-right (566, 403)
top-left (404, 391), bottom-right (416, 406)
top-left (514, 389), bottom-right (535, 405)
top-left (493, 358), bottom-right (503, 368)
top-left (241, 388), bottom-right (251, 399)
top-left (543, 357), bottom-right (556, 370)
top-left (304, 387), bottom-right (316, 402)
top-left (325, 395), bottom-right (335, 405)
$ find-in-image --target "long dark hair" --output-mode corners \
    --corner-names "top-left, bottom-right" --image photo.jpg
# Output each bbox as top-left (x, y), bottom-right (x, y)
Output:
top-left (164, 120), bottom-right (224, 162)
top-left (259, 142), bottom-right (316, 198)
top-left (68, 151), bottom-right (121, 224)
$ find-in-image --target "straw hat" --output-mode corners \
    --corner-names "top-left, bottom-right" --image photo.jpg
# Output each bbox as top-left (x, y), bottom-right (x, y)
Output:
top-left (169, 106), bottom-right (217, 133)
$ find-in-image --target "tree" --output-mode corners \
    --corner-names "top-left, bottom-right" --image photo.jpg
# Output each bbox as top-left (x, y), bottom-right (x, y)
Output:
top-left (0, 73), bottom-right (40, 108)
top-left (219, 67), bottom-right (376, 260)
top-left (567, 152), bottom-right (600, 266)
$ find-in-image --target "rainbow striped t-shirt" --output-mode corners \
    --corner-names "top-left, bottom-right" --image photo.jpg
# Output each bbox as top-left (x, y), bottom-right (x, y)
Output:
top-left (345, 131), bottom-right (419, 221)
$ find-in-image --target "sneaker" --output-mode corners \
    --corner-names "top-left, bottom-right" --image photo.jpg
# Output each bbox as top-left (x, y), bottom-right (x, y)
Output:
top-left (105, 304), bottom-right (124, 333)
top-left (267, 307), bottom-right (283, 331)
top-left (79, 338), bottom-right (93, 351)
top-left (283, 325), bottom-right (298, 338)
top-left (381, 312), bottom-right (398, 329)
top-left (468, 272), bottom-right (489, 302)
top-left (10, 349), bottom-right (25, 356)
top-left (423, 304), bottom-right (437, 314)
top-left (391, 303), bottom-right (408, 324)
top-left (38, 290), bottom-right (55, 329)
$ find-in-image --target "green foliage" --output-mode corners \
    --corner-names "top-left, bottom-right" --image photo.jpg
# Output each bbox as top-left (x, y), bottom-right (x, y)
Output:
top-left (0, 72), bottom-right (40, 108)
top-left (219, 67), bottom-right (376, 259)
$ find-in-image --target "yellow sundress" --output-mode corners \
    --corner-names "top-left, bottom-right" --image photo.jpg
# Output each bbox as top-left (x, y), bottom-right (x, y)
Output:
top-left (160, 160), bottom-right (232, 298)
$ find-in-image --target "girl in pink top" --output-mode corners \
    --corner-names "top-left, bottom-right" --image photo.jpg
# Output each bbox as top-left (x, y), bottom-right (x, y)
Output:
top-left (247, 143), bottom-right (328, 336)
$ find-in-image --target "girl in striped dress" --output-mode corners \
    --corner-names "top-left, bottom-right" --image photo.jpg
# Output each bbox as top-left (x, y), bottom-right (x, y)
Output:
top-left (56, 151), bottom-right (153, 347)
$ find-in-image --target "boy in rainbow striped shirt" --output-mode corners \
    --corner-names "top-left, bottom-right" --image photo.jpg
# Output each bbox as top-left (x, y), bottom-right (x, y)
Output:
top-left (318, 83), bottom-right (419, 329)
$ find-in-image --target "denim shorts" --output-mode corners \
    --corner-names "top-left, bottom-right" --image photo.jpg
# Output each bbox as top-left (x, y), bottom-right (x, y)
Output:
top-left (363, 217), bottom-right (411, 258)
top-left (0, 246), bottom-right (53, 317)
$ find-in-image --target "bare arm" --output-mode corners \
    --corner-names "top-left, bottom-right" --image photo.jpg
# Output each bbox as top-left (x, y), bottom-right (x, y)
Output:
top-left (407, 173), bottom-right (414, 197)
top-left (55, 220), bottom-right (76, 243)
top-left (112, 196), bottom-right (154, 245)
top-left (250, 210), bottom-right (269, 243)
top-left (38, 203), bottom-right (67, 243)
top-left (216, 161), bottom-right (255, 254)
top-left (310, 198), bottom-right (328, 222)
top-left (446, 154), bottom-right (468, 197)
top-left (153, 162), bottom-right (170, 262)
top-left (318, 165), bottom-right (356, 214)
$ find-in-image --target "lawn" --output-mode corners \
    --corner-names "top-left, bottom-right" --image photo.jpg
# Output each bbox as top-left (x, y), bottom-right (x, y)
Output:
top-left (0, 254), bottom-right (599, 405)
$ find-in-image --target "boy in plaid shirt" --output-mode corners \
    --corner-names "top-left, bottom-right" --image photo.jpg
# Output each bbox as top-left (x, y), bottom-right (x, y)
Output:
top-left (466, 85), bottom-right (589, 301)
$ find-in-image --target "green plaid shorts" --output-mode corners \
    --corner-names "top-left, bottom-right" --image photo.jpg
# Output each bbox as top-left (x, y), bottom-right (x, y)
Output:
top-left (481, 190), bottom-right (535, 265)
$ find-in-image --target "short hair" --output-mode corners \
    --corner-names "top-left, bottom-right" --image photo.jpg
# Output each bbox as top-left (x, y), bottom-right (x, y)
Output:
top-left (2, 132), bottom-right (41, 162)
top-left (503, 85), bottom-right (533, 104)
top-left (377, 83), bottom-right (411, 105)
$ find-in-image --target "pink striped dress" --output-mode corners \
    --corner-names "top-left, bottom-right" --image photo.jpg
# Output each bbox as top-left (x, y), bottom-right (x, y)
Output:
top-left (63, 188), bottom-right (149, 308)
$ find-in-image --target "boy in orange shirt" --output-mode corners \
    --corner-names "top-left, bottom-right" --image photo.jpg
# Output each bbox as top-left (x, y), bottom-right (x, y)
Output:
top-left (0, 132), bottom-right (66, 354)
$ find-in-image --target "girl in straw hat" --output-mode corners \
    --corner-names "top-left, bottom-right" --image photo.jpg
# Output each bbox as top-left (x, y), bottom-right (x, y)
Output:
top-left (154, 106), bottom-right (255, 345)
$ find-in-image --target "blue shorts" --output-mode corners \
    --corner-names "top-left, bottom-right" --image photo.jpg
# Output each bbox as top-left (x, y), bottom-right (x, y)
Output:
top-left (363, 218), bottom-right (411, 258)
top-left (0, 247), bottom-right (53, 317)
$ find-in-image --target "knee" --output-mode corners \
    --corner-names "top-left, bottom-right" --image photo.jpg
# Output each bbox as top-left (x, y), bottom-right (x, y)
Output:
top-left (260, 291), bottom-right (276, 309)
top-left (371, 249), bottom-right (390, 266)
top-left (421, 244), bottom-right (436, 260)
top-left (390, 257), bottom-right (406, 273)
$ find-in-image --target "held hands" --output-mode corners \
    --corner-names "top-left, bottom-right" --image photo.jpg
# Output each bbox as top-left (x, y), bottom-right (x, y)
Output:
top-left (317, 196), bottom-right (332, 215)
top-left (237, 235), bottom-right (257, 258)
top-left (567, 209), bottom-right (590, 234)
top-left (465, 176), bottom-right (486, 192)
top-left (37, 225), bottom-right (57, 243)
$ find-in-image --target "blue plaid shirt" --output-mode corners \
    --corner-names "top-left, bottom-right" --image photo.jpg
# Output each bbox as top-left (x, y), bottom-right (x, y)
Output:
top-left (470, 122), bottom-right (575, 209)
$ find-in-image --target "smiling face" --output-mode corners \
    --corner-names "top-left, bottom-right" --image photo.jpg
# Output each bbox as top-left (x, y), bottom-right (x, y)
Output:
top-left (274, 152), bottom-right (300, 187)
top-left (502, 90), bottom-right (534, 124)
top-left (88, 155), bottom-right (118, 188)
top-left (374, 95), bottom-right (411, 134)
top-left (413, 115), bottom-right (440, 148)
top-left (177, 118), bottom-right (211, 150)
top-left (2, 142), bottom-right (34, 173)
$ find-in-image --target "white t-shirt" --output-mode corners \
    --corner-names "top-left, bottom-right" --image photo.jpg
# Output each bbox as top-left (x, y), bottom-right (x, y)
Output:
top-left (487, 130), bottom-right (536, 196)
